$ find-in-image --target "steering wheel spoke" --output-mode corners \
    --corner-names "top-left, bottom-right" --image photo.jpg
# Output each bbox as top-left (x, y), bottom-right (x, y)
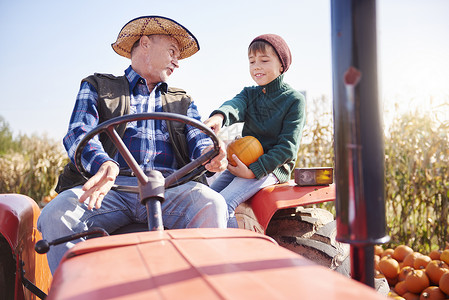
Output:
top-left (75, 113), bottom-right (221, 192)
top-left (104, 126), bottom-right (148, 184)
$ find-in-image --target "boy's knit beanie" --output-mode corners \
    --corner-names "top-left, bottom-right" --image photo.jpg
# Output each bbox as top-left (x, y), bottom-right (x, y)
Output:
top-left (250, 34), bottom-right (292, 73)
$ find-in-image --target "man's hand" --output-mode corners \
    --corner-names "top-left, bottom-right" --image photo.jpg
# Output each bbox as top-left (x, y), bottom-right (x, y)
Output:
top-left (227, 155), bottom-right (256, 179)
top-left (79, 161), bottom-right (119, 210)
top-left (203, 139), bottom-right (228, 173)
top-left (204, 114), bottom-right (224, 134)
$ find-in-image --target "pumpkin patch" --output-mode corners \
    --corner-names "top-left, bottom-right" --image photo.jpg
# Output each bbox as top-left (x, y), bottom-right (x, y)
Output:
top-left (376, 244), bottom-right (449, 299)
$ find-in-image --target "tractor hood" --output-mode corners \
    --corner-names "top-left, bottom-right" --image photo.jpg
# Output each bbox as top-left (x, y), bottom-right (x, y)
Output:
top-left (47, 228), bottom-right (385, 300)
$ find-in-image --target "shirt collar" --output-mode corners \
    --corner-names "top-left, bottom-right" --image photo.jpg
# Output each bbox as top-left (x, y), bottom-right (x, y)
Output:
top-left (124, 66), bottom-right (168, 94)
top-left (259, 74), bottom-right (285, 94)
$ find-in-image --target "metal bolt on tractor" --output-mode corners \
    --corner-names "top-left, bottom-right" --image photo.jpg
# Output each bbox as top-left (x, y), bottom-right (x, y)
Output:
top-left (0, 1), bottom-right (390, 299)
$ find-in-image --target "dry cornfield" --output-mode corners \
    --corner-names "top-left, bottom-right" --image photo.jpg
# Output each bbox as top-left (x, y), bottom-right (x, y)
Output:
top-left (296, 97), bottom-right (449, 253)
top-left (0, 133), bottom-right (68, 206)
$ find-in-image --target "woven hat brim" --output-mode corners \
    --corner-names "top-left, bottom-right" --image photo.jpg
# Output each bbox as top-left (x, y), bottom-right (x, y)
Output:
top-left (111, 16), bottom-right (199, 60)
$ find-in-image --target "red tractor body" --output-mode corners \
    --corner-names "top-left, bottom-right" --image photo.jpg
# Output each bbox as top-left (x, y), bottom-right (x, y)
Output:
top-left (236, 180), bottom-right (335, 233)
top-left (47, 228), bottom-right (382, 300)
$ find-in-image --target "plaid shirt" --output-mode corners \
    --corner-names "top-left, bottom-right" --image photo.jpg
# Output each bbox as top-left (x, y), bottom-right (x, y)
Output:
top-left (63, 66), bottom-right (212, 176)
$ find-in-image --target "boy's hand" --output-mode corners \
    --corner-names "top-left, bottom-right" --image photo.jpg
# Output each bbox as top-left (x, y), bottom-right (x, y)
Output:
top-left (79, 161), bottom-right (119, 210)
top-left (227, 155), bottom-right (256, 179)
top-left (204, 114), bottom-right (224, 134)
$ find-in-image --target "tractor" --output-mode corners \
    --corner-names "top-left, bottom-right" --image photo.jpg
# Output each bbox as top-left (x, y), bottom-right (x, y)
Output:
top-left (0, 1), bottom-right (389, 299)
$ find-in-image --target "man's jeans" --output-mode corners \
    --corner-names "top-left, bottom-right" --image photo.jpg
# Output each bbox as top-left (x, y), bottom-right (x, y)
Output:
top-left (37, 176), bottom-right (227, 274)
top-left (209, 170), bottom-right (278, 228)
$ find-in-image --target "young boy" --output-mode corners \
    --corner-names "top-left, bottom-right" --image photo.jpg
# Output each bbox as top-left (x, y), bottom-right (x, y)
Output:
top-left (204, 34), bottom-right (306, 227)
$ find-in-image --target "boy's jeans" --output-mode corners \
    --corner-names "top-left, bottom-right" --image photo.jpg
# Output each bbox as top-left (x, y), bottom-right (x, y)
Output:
top-left (210, 170), bottom-right (278, 228)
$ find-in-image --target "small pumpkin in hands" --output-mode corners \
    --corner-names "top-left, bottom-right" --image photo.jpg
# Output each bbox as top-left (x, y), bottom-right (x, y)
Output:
top-left (227, 136), bottom-right (263, 167)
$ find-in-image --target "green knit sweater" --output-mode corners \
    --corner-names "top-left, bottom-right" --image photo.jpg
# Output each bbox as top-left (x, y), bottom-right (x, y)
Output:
top-left (211, 74), bottom-right (305, 183)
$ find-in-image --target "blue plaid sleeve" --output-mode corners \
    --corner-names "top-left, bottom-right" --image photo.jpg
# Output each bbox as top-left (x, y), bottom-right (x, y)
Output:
top-left (63, 82), bottom-right (114, 175)
top-left (185, 101), bottom-right (213, 159)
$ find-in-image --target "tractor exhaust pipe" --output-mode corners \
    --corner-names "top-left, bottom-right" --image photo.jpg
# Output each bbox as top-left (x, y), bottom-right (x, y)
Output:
top-left (330, 0), bottom-right (390, 287)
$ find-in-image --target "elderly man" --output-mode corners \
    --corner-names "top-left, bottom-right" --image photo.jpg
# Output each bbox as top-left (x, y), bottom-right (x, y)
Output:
top-left (38, 16), bottom-right (228, 274)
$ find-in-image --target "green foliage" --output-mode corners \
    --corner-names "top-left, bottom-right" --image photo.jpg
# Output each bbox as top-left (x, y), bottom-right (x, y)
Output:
top-left (0, 121), bottom-right (68, 206)
top-left (0, 116), bottom-right (21, 155)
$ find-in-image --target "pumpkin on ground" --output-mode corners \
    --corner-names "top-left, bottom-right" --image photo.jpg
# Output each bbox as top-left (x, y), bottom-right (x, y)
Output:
top-left (227, 136), bottom-right (263, 167)
top-left (403, 252), bottom-right (422, 268)
top-left (414, 255), bottom-right (432, 270)
top-left (405, 269), bottom-right (430, 294)
top-left (382, 248), bottom-right (395, 258)
top-left (429, 250), bottom-right (442, 261)
top-left (425, 260), bottom-right (449, 285)
top-left (394, 245), bottom-right (414, 262)
top-left (379, 256), bottom-right (400, 279)
top-left (440, 249), bottom-right (449, 265)
top-left (394, 280), bottom-right (408, 296)
top-left (419, 286), bottom-right (446, 300)
top-left (402, 292), bottom-right (420, 300)
top-left (399, 266), bottom-right (414, 282)
top-left (374, 245), bottom-right (384, 256)
top-left (439, 272), bottom-right (449, 295)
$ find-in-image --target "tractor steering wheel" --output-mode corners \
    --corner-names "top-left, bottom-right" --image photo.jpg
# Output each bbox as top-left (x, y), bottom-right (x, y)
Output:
top-left (74, 112), bottom-right (220, 193)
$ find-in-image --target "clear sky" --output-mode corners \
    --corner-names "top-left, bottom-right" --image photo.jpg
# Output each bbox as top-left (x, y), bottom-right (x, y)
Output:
top-left (0, 0), bottom-right (448, 140)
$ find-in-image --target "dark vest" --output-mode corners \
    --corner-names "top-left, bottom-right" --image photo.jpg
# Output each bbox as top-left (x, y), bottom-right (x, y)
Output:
top-left (55, 73), bottom-right (193, 193)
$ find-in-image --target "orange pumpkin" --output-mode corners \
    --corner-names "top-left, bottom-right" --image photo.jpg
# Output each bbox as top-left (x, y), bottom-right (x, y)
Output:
top-left (402, 292), bottom-right (420, 300)
top-left (379, 255), bottom-right (400, 279)
top-left (399, 266), bottom-right (414, 282)
top-left (374, 245), bottom-right (384, 256)
top-left (440, 249), bottom-right (449, 265)
top-left (425, 260), bottom-right (449, 285)
top-left (405, 269), bottom-right (430, 294)
top-left (419, 286), bottom-right (446, 300)
top-left (439, 272), bottom-right (449, 295)
top-left (394, 245), bottom-right (414, 262)
top-left (403, 252), bottom-right (422, 268)
top-left (428, 250), bottom-right (442, 261)
top-left (374, 255), bottom-right (381, 272)
top-left (227, 136), bottom-right (263, 167)
top-left (414, 255), bottom-right (431, 270)
top-left (394, 280), bottom-right (408, 296)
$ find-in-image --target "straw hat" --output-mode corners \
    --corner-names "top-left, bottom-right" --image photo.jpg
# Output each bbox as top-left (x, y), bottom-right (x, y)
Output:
top-left (111, 16), bottom-right (199, 60)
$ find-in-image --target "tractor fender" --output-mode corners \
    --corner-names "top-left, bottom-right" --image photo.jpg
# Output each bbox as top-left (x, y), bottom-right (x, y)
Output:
top-left (0, 194), bottom-right (52, 298)
top-left (234, 182), bottom-right (354, 279)
top-left (0, 194), bottom-right (40, 251)
top-left (236, 180), bottom-right (336, 233)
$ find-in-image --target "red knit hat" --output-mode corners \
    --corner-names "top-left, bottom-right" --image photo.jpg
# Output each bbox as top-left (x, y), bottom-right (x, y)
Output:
top-left (250, 34), bottom-right (292, 73)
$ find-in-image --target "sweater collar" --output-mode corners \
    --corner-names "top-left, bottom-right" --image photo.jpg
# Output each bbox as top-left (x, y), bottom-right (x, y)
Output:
top-left (259, 74), bottom-right (285, 94)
